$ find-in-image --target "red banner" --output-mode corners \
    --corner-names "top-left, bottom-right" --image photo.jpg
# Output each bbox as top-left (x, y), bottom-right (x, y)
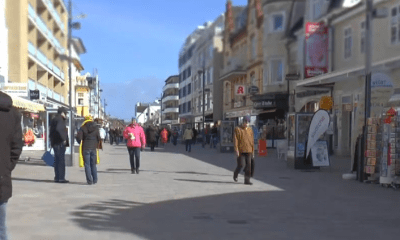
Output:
top-left (305, 22), bottom-right (329, 78)
top-left (30, 113), bottom-right (39, 119)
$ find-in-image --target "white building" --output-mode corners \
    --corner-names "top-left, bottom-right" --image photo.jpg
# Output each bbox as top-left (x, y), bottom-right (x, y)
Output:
top-left (136, 102), bottom-right (161, 126)
top-left (162, 75), bottom-right (179, 127)
top-left (0, 0), bottom-right (8, 85)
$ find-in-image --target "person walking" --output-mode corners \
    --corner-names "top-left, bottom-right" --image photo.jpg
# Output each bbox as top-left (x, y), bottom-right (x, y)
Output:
top-left (115, 128), bottom-right (121, 145)
top-left (160, 127), bottom-right (168, 146)
top-left (50, 107), bottom-right (70, 183)
top-left (155, 126), bottom-right (160, 147)
top-left (0, 91), bottom-right (23, 240)
top-left (183, 126), bottom-right (194, 153)
top-left (123, 118), bottom-right (146, 174)
top-left (109, 128), bottom-right (115, 145)
top-left (192, 127), bottom-right (197, 145)
top-left (172, 128), bottom-right (179, 146)
top-left (211, 123), bottom-right (218, 149)
top-left (99, 126), bottom-right (106, 143)
top-left (76, 116), bottom-right (102, 185)
top-left (146, 125), bottom-right (157, 151)
top-left (233, 115), bottom-right (254, 185)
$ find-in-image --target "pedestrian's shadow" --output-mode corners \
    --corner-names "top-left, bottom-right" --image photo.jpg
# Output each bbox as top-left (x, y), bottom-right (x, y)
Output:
top-left (105, 168), bottom-right (231, 177)
top-left (174, 178), bottom-right (238, 184)
top-left (12, 177), bottom-right (88, 185)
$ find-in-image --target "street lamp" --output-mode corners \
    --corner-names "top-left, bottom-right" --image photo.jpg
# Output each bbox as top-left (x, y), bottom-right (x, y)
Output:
top-left (68, 0), bottom-right (86, 165)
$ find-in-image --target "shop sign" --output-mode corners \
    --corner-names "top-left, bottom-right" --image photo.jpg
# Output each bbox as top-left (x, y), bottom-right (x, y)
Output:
top-left (1, 83), bottom-right (28, 97)
top-left (371, 73), bottom-right (393, 89)
top-left (180, 118), bottom-right (186, 124)
top-left (195, 116), bottom-right (203, 123)
top-left (29, 90), bottom-right (40, 100)
top-left (30, 113), bottom-right (39, 119)
top-left (248, 86), bottom-right (259, 94)
top-left (305, 22), bottom-right (329, 78)
top-left (296, 90), bottom-right (329, 98)
top-left (253, 99), bottom-right (275, 109)
top-left (235, 85), bottom-right (246, 96)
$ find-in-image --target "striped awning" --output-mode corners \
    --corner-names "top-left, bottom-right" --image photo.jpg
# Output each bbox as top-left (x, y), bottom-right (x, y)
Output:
top-left (9, 94), bottom-right (45, 113)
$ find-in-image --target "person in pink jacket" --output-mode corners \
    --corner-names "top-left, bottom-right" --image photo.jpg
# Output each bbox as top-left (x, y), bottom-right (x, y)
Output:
top-left (123, 118), bottom-right (146, 174)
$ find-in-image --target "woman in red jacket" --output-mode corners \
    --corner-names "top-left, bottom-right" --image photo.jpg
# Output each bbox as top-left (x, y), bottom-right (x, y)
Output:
top-left (123, 118), bottom-right (146, 174)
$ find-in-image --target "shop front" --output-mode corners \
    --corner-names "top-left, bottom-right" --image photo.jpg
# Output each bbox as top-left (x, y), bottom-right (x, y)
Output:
top-left (8, 94), bottom-right (46, 151)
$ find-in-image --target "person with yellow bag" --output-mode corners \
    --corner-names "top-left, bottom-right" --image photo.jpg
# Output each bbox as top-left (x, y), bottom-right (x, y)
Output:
top-left (76, 115), bottom-right (102, 185)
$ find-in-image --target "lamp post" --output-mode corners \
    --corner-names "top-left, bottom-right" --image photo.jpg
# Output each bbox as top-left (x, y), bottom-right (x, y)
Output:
top-left (68, 0), bottom-right (86, 165)
top-left (198, 68), bottom-right (206, 131)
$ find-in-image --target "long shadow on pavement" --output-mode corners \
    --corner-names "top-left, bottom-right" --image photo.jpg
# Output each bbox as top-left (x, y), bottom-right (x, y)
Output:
top-left (70, 192), bottom-right (399, 240)
top-left (12, 177), bottom-right (88, 185)
top-left (105, 168), bottom-right (231, 177)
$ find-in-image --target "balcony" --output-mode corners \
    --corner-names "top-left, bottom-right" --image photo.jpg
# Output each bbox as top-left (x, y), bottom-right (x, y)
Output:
top-left (28, 4), bottom-right (65, 54)
top-left (28, 42), bottom-right (65, 82)
top-left (163, 83), bottom-right (179, 91)
top-left (162, 107), bottom-right (179, 113)
top-left (163, 95), bottom-right (179, 102)
top-left (42, 0), bottom-right (66, 33)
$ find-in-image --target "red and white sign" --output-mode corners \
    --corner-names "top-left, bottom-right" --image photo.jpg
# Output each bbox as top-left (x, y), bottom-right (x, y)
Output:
top-left (235, 85), bottom-right (246, 96)
top-left (30, 113), bottom-right (39, 119)
top-left (305, 22), bottom-right (328, 78)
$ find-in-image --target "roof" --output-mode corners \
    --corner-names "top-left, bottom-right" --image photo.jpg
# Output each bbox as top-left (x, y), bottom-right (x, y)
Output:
top-left (165, 75), bottom-right (179, 83)
top-left (72, 38), bottom-right (86, 54)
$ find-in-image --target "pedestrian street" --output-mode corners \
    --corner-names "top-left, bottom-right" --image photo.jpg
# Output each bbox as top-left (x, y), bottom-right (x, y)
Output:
top-left (8, 143), bottom-right (400, 240)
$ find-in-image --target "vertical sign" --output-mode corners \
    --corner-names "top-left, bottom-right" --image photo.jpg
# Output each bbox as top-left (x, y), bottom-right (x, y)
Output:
top-left (235, 85), bottom-right (246, 96)
top-left (305, 22), bottom-right (329, 78)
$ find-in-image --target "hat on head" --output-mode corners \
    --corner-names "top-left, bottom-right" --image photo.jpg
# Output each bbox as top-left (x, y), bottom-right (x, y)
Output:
top-left (243, 114), bottom-right (251, 123)
top-left (58, 107), bottom-right (68, 114)
top-left (84, 115), bottom-right (93, 121)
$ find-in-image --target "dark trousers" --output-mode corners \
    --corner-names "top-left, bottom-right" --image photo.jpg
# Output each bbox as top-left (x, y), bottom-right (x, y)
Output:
top-left (83, 149), bottom-right (98, 184)
top-left (127, 147), bottom-right (141, 170)
top-left (192, 137), bottom-right (196, 145)
top-left (116, 136), bottom-right (120, 145)
top-left (150, 142), bottom-right (156, 151)
top-left (234, 153), bottom-right (253, 183)
top-left (156, 137), bottom-right (159, 147)
top-left (110, 136), bottom-right (114, 145)
top-left (185, 139), bottom-right (192, 152)
top-left (53, 143), bottom-right (66, 181)
top-left (173, 136), bottom-right (178, 146)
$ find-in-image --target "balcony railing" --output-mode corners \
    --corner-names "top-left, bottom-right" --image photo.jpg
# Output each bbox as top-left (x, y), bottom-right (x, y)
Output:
top-left (28, 4), bottom-right (65, 54)
top-left (162, 107), bottom-right (179, 113)
top-left (163, 95), bottom-right (179, 102)
top-left (162, 83), bottom-right (179, 91)
top-left (42, 0), bottom-right (65, 32)
top-left (28, 42), bottom-right (65, 81)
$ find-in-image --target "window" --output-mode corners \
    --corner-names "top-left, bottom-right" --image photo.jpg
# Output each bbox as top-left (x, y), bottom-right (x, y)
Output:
top-left (187, 67), bottom-right (191, 77)
top-left (194, 76), bottom-right (198, 90)
top-left (179, 104), bottom-right (181, 114)
top-left (360, 21), bottom-right (365, 53)
top-left (187, 101), bottom-right (191, 112)
top-left (270, 13), bottom-right (284, 32)
top-left (198, 96), bottom-right (201, 112)
top-left (209, 67), bottom-right (213, 83)
top-left (251, 73), bottom-right (257, 86)
top-left (78, 93), bottom-right (84, 97)
top-left (183, 86), bottom-right (186, 97)
top-left (183, 102), bottom-right (186, 113)
top-left (270, 59), bottom-right (284, 84)
top-left (251, 37), bottom-right (256, 59)
top-left (183, 69), bottom-right (187, 80)
top-left (207, 93), bottom-right (211, 110)
top-left (207, 69), bottom-right (211, 84)
top-left (78, 98), bottom-right (84, 105)
top-left (344, 27), bottom-right (352, 59)
top-left (390, 6), bottom-right (400, 44)
top-left (187, 83), bottom-right (191, 94)
top-left (179, 89), bottom-right (181, 98)
top-left (312, 0), bottom-right (322, 20)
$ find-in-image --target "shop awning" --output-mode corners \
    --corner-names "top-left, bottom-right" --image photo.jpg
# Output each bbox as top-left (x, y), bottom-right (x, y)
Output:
top-left (10, 94), bottom-right (45, 113)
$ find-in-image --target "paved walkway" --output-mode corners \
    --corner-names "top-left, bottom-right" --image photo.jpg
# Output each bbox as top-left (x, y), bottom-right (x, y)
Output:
top-left (8, 143), bottom-right (400, 240)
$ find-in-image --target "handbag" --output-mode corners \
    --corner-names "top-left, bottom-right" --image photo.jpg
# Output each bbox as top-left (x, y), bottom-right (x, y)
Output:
top-left (41, 148), bottom-right (55, 167)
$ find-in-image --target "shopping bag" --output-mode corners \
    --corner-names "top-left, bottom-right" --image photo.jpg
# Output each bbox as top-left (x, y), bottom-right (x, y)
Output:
top-left (41, 149), bottom-right (54, 167)
top-left (96, 149), bottom-right (100, 164)
top-left (258, 139), bottom-right (267, 156)
top-left (79, 143), bottom-right (84, 168)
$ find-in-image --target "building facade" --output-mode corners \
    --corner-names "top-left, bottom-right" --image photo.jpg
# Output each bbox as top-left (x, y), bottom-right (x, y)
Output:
top-left (162, 75), bottom-right (179, 127)
top-left (0, 0), bottom-right (8, 85)
top-left (191, 15), bottom-right (225, 129)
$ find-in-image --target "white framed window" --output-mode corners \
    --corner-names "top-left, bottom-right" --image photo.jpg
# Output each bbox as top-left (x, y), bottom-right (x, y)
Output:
top-left (251, 36), bottom-right (256, 59)
top-left (270, 59), bottom-right (284, 84)
top-left (250, 74), bottom-right (257, 86)
top-left (360, 21), bottom-right (365, 54)
top-left (390, 5), bottom-right (400, 45)
top-left (270, 12), bottom-right (285, 33)
top-left (78, 98), bottom-right (84, 105)
top-left (78, 93), bottom-right (84, 98)
top-left (344, 27), bottom-right (352, 59)
top-left (312, 0), bottom-right (322, 20)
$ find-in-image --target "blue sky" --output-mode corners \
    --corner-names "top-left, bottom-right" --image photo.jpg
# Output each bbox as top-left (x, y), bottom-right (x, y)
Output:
top-left (71, 0), bottom-right (248, 120)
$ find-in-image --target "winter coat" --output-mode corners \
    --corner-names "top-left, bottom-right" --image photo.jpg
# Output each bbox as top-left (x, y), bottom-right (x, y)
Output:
top-left (183, 129), bottom-right (194, 140)
top-left (123, 124), bottom-right (146, 148)
top-left (160, 129), bottom-right (168, 143)
top-left (0, 91), bottom-right (23, 202)
top-left (234, 125), bottom-right (254, 154)
top-left (146, 127), bottom-right (157, 143)
top-left (76, 121), bottom-right (101, 151)
top-left (49, 113), bottom-right (68, 147)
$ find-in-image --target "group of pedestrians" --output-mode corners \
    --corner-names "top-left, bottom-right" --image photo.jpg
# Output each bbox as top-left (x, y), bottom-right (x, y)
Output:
top-left (108, 127), bottom-right (123, 145)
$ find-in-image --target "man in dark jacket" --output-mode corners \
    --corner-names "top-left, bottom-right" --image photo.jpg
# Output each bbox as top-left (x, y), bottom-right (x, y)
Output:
top-left (109, 128), bottom-right (115, 145)
top-left (115, 128), bottom-right (121, 145)
top-left (50, 107), bottom-right (69, 183)
top-left (76, 116), bottom-right (101, 185)
top-left (146, 125), bottom-right (157, 151)
top-left (0, 91), bottom-right (23, 239)
top-left (192, 127), bottom-right (197, 145)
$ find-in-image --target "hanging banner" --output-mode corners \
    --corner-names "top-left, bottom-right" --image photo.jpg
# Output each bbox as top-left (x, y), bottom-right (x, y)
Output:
top-left (305, 22), bottom-right (329, 78)
top-left (306, 110), bottom-right (330, 158)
